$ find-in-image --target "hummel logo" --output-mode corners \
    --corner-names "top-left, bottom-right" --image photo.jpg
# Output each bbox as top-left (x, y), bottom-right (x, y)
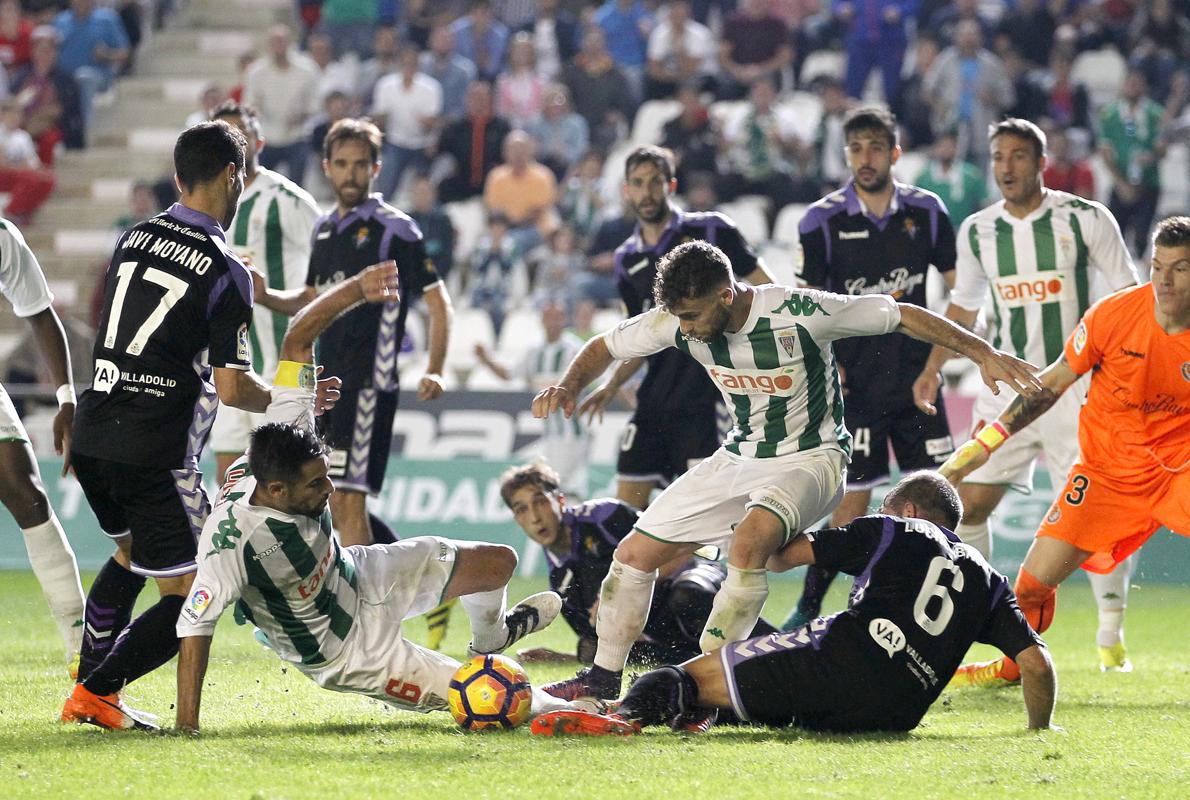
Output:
top-left (838, 230), bottom-right (869, 240)
top-left (627, 258), bottom-right (650, 275)
top-left (1120, 348), bottom-right (1146, 359)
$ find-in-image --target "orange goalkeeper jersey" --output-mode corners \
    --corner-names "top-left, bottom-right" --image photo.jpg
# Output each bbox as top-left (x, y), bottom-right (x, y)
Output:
top-left (1065, 283), bottom-right (1190, 485)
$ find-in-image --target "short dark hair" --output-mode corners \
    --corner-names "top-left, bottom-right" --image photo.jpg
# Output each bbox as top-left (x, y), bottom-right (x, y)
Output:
top-left (988, 117), bottom-right (1046, 160)
top-left (843, 106), bottom-right (898, 149)
top-left (882, 471), bottom-right (963, 530)
top-left (323, 117), bottom-right (382, 163)
top-left (173, 120), bottom-right (246, 193)
top-left (248, 423), bottom-right (329, 485)
top-left (1153, 215), bottom-right (1190, 250)
top-left (211, 100), bottom-right (263, 139)
top-left (653, 240), bottom-right (733, 311)
top-left (499, 462), bottom-right (562, 508)
top-left (624, 145), bottom-right (675, 183)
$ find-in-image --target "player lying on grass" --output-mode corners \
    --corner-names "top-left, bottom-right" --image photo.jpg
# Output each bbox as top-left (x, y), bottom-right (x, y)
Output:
top-left (533, 472), bottom-right (1058, 736)
top-left (944, 215), bottom-right (1190, 688)
top-left (168, 262), bottom-right (564, 733)
top-left (501, 462), bottom-right (777, 665)
top-left (532, 239), bottom-right (1044, 703)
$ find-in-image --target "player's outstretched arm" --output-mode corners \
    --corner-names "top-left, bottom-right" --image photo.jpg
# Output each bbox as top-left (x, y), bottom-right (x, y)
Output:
top-left (765, 534), bottom-right (816, 573)
top-left (577, 356), bottom-right (644, 424)
top-left (897, 304), bottom-right (1043, 410)
top-left (1015, 644), bottom-right (1058, 730)
top-left (280, 261), bottom-right (399, 364)
top-left (176, 634), bottom-right (213, 733)
top-left (939, 357), bottom-right (1079, 483)
top-left (26, 307), bottom-right (75, 472)
top-left (533, 335), bottom-right (616, 419)
top-left (911, 302), bottom-right (981, 415)
top-left (418, 283), bottom-right (453, 401)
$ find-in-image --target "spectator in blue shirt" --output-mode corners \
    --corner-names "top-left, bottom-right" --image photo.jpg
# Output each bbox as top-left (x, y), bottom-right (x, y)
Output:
top-left (451, 0), bottom-right (510, 82)
top-left (53, 0), bottom-right (129, 138)
top-left (593, 0), bottom-right (652, 104)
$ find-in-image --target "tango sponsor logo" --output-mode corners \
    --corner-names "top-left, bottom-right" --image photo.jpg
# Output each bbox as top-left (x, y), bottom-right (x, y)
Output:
top-left (708, 367), bottom-right (797, 396)
top-left (993, 274), bottom-right (1070, 307)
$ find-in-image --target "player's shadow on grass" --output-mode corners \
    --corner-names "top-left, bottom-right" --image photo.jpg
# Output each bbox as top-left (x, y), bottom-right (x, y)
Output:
top-left (206, 717), bottom-right (453, 739)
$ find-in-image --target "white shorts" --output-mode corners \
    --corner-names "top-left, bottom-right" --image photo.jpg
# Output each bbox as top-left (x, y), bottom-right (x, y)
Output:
top-left (209, 405), bottom-right (265, 455)
top-left (299, 536), bottom-right (461, 712)
top-left (634, 447), bottom-right (847, 549)
top-left (0, 382), bottom-right (28, 442)
top-left (963, 374), bottom-right (1088, 493)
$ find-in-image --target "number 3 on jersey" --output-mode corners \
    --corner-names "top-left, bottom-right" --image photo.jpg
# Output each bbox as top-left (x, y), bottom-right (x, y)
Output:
top-left (103, 260), bottom-right (189, 356)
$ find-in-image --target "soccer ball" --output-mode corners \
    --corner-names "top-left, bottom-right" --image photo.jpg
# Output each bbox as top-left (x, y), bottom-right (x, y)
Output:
top-left (448, 654), bottom-right (533, 731)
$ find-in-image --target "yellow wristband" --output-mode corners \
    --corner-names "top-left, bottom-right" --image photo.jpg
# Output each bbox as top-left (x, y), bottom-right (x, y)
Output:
top-left (974, 421), bottom-right (1009, 454)
top-left (274, 360), bottom-right (316, 390)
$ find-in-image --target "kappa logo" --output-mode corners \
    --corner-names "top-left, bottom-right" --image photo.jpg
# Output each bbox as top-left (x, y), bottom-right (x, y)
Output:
top-left (206, 508), bottom-right (244, 557)
top-left (772, 294), bottom-right (830, 317)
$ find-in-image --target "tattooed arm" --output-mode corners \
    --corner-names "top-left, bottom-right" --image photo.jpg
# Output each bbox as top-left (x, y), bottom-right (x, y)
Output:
top-left (939, 356), bottom-right (1081, 483)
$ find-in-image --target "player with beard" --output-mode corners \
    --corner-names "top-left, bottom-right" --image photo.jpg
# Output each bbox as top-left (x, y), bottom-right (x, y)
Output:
top-left (62, 122), bottom-right (338, 729)
top-left (782, 107), bottom-right (958, 631)
top-left (913, 118), bottom-right (1139, 672)
top-left (533, 240), bottom-right (1041, 705)
top-left (252, 118), bottom-right (453, 548)
top-left (579, 146), bottom-right (772, 512)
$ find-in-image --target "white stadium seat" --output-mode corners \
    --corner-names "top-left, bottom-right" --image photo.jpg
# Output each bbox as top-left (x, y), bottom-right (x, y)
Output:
top-left (800, 50), bottom-right (846, 87)
top-left (1071, 48), bottom-right (1127, 109)
top-left (630, 99), bottom-right (682, 146)
top-left (772, 203), bottom-right (810, 246)
top-left (444, 307), bottom-right (496, 381)
top-left (893, 150), bottom-right (928, 184)
top-left (497, 306), bottom-right (546, 365)
top-left (717, 198), bottom-right (770, 244)
top-left (591, 307), bottom-right (625, 335)
top-left (443, 197), bottom-right (486, 261)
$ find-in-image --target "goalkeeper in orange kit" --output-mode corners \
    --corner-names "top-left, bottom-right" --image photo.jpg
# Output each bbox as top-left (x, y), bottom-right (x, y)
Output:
top-left (941, 216), bottom-right (1190, 686)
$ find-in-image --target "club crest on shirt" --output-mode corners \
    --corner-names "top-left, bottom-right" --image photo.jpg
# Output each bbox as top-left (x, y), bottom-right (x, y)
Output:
top-left (1182, 361), bottom-right (1190, 382)
top-left (902, 217), bottom-right (917, 240)
top-left (778, 332), bottom-right (797, 358)
top-left (354, 226), bottom-right (371, 249)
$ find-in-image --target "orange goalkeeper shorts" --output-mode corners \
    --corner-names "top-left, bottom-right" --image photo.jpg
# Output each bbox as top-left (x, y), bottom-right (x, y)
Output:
top-left (1036, 462), bottom-right (1190, 573)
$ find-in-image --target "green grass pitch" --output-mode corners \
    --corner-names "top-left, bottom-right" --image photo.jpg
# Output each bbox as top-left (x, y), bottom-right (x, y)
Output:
top-left (2, 571), bottom-right (1187, 799)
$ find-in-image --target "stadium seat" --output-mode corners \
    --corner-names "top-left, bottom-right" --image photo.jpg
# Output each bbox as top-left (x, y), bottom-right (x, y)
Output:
top-left (772, 203), bottom-right (810, 246)
top-left (1158, 142), bottom-right (1189, 217)
top-left (757, 240), bottom-right (799, 286)
top-left (601, 140), bottom-right (638, 201)
top-left (799, 50), bottom-right (846, 87)
top-left (717, 198), bottom-right (770, 243)
top-left (1071, 48), bottom-right (1127, 109)
top-left (708, 100), bottom-right (748, 133)
top-left (591, 307), bottom-right (625, 334)
top-left (1088, 152), bottom-right (1114, 206)
top-left (497, 306), bottom-right (547, 365)
top-left (630, 100), bottom-right (682, 146)
top-left (466, 366), bottom-right (517, 391)
top-left (445, 307), bottom-right (496, 381)
top-left (443, 198), bottom-right (486, 261)
top-left (894, 150), bottom-right (928, 184)
top-left (776, 91), bottom-right (823, 142)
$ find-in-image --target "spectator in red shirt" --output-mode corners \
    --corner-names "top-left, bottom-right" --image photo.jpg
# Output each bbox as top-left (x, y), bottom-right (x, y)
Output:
top-left (1042, 127), bottom-right (1095, 199)
top-left (10, 26), bottom-right (84, 166)
top-left (0, 0), bottom-right (32, 72)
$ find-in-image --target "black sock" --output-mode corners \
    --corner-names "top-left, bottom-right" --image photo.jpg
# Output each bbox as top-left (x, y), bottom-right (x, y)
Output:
top-left (78, 558), bottom-right (147, 682)
top-left (368, 512), bottom-right (398, 545)
top-left (617, 666), bottom-right (698, 728)
top-left (797, 565), bottom-right (839, 619)
top-left (83, 595), bottom-right (183, 696)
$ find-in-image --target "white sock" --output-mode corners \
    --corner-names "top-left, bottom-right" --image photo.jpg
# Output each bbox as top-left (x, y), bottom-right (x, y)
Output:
top-left (592, 557), bottom-right (657, 673)
top-left (1089, 554), bottom-right (1135, 648)
top-left (955, 520), bottom-right (992, 558)
top-left (700, 565), bottom-right (769, 653)
top-left (530, 685), bottom-right (572, 715)
top-left (460, 587), bottom-right (508, 654)
top-left (22, 514), bottom-right (84, 659)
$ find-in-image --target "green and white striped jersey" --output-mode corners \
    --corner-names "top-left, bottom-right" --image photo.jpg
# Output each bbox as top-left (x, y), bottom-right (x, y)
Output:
top-left (520, 331), bottom-right (587, 440)
top-left (951, 190), bottom-right (1137, 367)
top-left (228, 167), bottom-right (323, 376)
top-left (603, 284), bottom-right (901, 459)
top-left (177, 464), bottom-right (359, 668)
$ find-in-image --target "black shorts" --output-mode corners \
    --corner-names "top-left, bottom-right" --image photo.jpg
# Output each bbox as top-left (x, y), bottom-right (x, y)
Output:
top-left (722, 630), bottom-right (921, 732)
top-left (71, 452), bottom-right (209, 578)
top-left (615, 401), bottom-right (721, 486)
top-left (319, 387), bottom-right (399, 495)
top-left (844, 388), bottom-right (953, 489)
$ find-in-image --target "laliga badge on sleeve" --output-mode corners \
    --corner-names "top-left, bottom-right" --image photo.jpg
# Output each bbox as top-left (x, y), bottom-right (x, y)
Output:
top-left (182, 587), bottom-right (212, 624)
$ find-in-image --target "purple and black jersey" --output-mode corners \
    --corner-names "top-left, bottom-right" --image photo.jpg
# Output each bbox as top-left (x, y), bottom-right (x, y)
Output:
top-left (73, 204), bottom-right (253, 470)
top-left (305, 195), bottom-right (439, 392)
top-left (798, 181), bottom-right (955, 410)
top-left (614, 210), bottom-right (760, 414)
top-left (547, 497), bottom-right (731, 661)
top-left (724, 515), bottom-right (1041, 732)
